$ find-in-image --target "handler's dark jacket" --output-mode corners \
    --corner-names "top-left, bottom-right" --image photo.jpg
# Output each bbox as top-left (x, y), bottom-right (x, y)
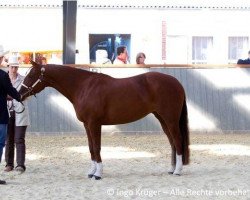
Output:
top-left (0, 69), bottom-right (21, 124)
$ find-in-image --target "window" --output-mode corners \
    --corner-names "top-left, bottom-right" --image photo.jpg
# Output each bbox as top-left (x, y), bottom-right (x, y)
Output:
top-left (19, 52), bottom-right (33, 64)
top-left (18, 50), bottom-right (62, 65)
top-left (192, 36), bottom-right (213, 64)
top-left (35, 51), bottom-right (62, 65)
top-left (228, 37), bottom-right (248, 63)
top-left (89, 34), bottom-right (131, 64)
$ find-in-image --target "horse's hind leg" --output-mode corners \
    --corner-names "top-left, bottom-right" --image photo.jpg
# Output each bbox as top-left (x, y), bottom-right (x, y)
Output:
top-left (166, 122), bottom-right (183, 175)
top-left (153, 112), bottom-right (176, 174)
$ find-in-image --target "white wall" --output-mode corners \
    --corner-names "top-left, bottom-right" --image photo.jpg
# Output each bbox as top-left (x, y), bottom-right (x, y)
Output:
top-left (0, 8), bottom-right (62, 51)
top-left (2, 7), bottom-right (250, 64)
top-left (76, 8), bottom-right (250, 64)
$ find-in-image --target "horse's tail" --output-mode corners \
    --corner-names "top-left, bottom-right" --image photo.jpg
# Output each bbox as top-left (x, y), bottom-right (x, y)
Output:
top-left (179, 96), bottom-right (190, 165)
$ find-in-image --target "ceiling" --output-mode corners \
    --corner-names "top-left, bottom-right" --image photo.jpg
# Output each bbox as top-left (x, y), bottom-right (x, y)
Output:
top-left (1, 0), bottom-right (250, 10)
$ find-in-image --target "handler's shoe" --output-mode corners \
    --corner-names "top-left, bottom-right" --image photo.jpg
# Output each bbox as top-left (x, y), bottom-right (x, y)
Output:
top-left (15, 166), bottom-right (25, 173)
top-left (4, 166), bottom-right (13, 172)
top-left (0, 179), bottom-right (6, 185)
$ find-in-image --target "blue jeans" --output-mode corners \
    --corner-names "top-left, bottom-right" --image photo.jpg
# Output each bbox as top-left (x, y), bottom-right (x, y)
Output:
top-left (0, 124), bottom-right (7, 163)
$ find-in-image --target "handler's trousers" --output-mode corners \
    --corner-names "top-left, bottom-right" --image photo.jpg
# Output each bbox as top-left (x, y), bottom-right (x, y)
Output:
top-left (0, 124), bottom-right (7, 163)
top-left (5, 112), bottom-right (27, 169)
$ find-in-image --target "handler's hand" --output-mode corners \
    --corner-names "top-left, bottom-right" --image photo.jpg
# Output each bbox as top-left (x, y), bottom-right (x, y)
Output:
top-left (7, 95), bottom-right (13, 101)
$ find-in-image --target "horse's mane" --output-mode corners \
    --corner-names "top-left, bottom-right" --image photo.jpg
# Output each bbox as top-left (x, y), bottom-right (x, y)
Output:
top-left (46, 64), bottom-right (112, 79)
top-left (46, 64), bottom-right (91, 73)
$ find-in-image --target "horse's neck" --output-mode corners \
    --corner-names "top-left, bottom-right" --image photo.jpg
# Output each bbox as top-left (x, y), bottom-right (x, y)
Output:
top-left (45, 65), bottom-right (91, 103)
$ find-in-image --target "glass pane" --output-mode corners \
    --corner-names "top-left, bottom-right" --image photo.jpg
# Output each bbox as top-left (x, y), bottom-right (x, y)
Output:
top-left (192, 36), bottom-right (213, 63)
top-left (228, 37), bottom-right (248, 60)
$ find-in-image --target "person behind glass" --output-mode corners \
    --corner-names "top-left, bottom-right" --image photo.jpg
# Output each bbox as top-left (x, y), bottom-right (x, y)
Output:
top-left (41, 57), bottom-right (47, 65)
top-left (237, 50), bottom-right (250, 64)
top-left (113, 46), bottom-right (129, 64)
top-left (136, 52), bottom-right (146, 65)
top-left (0, 46), bottom-right (21, 185)
top-left (4, 56), bottom-right (30, 174)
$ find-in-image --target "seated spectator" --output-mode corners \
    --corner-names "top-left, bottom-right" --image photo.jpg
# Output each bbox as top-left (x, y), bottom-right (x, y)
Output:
top-left (95, 49), bottom-right (111, 64)
top-left (113, 46), bottom-right (129, 64)
top-left (136, 52), bottom-right (146, 65)
top-left (237, 50), bottom-right (250, 64)
top-left (41, 57), bottom-right (47, 65)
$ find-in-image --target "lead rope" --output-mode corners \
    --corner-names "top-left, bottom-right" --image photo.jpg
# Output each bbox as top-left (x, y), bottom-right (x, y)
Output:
top-left (13, 101), bottom-right (25, 114)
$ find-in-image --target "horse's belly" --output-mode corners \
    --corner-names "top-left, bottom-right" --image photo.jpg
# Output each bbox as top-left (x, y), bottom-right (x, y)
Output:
top-left (103, 110), bottom-right (150, 125)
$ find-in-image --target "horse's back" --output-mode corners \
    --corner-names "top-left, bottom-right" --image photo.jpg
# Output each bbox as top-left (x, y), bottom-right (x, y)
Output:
top-left (104, 71), bottom-right (185, 102)
top-left (145, 71), bottom-right (181, 84)
top-left (144, 72), bottom-right (185, 96)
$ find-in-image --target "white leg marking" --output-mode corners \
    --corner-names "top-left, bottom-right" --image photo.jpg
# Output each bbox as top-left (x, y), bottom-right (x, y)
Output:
top-left (173, 154), bottom-right (183, 175)
top-left (88, 160), bottom-right (97, 177)
top-left (168, 165), bottom-right (175, 174)
top-left (93, 162), bottom-right (103, 179)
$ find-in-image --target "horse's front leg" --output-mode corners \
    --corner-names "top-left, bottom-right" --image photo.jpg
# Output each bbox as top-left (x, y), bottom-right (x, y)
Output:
top-left (88, 123), bottom-right (103, 180)
top-left (84, 124), bottom-right (97, 178)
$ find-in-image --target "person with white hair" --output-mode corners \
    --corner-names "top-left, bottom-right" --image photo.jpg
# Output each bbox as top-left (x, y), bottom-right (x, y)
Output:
top-left (0, 45), bottom-right (21, 185)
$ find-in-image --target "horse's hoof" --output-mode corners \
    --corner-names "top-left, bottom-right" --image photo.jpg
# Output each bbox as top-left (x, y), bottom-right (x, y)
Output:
top-left (88, 174), bottom-right (94, 178)
top-left (94, 175), bottom-right (102, 180)
top-left (173, 172), bottom-right (181, 176)
top-left (168, 171), bottom-right (174, 175)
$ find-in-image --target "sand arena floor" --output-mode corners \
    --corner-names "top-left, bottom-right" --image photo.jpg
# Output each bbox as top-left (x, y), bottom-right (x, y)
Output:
top-left (0, 132), bottom-right (249, 200)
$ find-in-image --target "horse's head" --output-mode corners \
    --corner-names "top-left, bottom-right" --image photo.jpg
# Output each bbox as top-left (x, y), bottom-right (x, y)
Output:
top-left (19, 60), bottom-right (47, 101)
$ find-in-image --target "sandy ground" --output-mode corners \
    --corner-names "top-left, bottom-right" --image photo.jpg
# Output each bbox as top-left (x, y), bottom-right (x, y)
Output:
top-left (0, 132), bottom-right (249, 200)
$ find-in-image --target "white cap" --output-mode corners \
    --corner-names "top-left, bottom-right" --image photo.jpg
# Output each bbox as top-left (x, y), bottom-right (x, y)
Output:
top-left (8, 56), bottom-right (20, 67)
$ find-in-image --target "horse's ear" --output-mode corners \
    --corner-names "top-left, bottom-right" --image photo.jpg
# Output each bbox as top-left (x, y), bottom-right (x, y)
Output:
top-left (30, 60), bottom-right (40, 67)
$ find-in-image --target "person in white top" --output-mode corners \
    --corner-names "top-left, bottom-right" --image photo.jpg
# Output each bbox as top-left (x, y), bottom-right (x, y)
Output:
top-left (4, 56), bottom-right (30, 173)
top-left (113, 46), bottom-right (129, 64)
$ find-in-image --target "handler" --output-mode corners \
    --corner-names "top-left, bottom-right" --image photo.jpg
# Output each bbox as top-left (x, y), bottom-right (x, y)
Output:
top-left (0, 46), bottom-right (21, 184)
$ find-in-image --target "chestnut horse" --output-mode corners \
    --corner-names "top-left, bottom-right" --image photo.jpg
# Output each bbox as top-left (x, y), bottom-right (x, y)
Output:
top-left (19, 61), bottom-right (190, 180)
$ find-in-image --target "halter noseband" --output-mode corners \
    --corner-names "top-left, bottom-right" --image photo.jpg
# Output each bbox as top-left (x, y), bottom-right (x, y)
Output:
top-left (21, 67), bottom-right (45, 97)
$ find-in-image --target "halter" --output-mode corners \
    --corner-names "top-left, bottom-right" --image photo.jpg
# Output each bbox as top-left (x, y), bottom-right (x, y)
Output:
top-left (21, 67), bottom-right (45, 97)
